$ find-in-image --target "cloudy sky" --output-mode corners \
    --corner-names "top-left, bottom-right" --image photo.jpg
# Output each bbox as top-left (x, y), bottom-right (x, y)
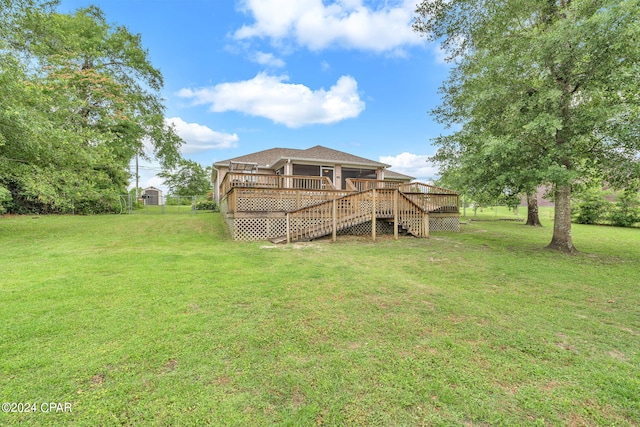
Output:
top-left (58, 0), bottom-right (450, 191)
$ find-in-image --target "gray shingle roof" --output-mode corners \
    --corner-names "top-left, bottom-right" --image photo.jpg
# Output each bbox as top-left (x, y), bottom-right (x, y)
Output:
top-left (384, 169), bottom-right (415, 180)
top-left (214, 145), bottom-right (391, 169)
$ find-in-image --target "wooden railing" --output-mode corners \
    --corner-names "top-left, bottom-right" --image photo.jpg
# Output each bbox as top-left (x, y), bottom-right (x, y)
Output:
top-left (220, 173), bottom-right (335, 196)
top-left (345, 178), bottom-right (403, 192)
top-left (280, 189), bottom-right (428, 243)
top-left (225, 187), bottom-right (350, 213)
top-left (398, 182), bottom-right (458, 195)
top-left (345, 179), bottom-right (459, 213)
top-left (287, 190), bottom-right (373, 242)
top-left (396, 192), bottom-right (430, 237)
top-left (220, 173), bottom-right (459, 222)
top-left (220, 173), bottom-right (278, 196)
top-left (403, 193), bottom-right (460, 213)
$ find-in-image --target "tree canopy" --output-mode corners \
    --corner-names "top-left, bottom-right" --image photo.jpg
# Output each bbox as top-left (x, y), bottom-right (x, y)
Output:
top-left (0, 0), bottom-right (182, 214)
top-left (415, 0), bottom-right (640, 253)
top-left (159, 159), bottom-right (212, 197)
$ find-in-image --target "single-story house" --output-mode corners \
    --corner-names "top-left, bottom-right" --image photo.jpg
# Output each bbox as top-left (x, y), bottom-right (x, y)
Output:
top-left (212, 145), bottom-right (414, 201)
top-left (212, 145), bottom-right (460, 242)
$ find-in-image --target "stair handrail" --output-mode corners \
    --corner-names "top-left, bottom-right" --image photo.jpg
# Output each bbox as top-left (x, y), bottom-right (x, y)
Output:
top-left (287, 189), bottom-right (376, 241)
top-left (395, 191), bottom-right (429, 237)
top-left (282, 189), bottom-right (428, 242)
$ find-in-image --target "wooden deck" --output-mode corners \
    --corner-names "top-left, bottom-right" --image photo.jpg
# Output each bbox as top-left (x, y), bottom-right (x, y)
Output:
top-left (219, 173), bottom-right (460, 241)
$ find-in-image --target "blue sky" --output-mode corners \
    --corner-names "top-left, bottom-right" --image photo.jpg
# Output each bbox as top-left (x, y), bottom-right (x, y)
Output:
top-left (58, 0), bottom-right (451, 191)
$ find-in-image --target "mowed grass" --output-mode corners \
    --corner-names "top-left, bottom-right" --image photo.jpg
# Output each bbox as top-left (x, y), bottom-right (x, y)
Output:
top-left (0, 212), bottom-right (638, 426)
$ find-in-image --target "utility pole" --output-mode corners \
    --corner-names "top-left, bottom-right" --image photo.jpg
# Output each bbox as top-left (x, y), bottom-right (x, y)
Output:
top-left (135, 153), bottom-right (139, 197)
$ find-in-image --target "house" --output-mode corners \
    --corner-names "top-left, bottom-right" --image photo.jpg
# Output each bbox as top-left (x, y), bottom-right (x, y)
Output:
top-left (212, 145), bottom-right (460, 242)
top-left (141, 186), bottom-right (163, 205)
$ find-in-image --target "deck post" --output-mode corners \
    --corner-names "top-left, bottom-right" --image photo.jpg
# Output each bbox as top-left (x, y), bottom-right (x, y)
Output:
top-left (423, 212), bottom-right (429, 238)
top-left (393, 190), bottom-right (398, 240)
top-left (286, 212), bottom-right (291, 244)
top-left (372, 189), bottom-right (376, 242)
top-left (332, 198), bottom-right (337, 242)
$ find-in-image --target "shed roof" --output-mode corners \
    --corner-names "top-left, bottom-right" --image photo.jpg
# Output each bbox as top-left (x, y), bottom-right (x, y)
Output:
top-left (142, 186), bottom-right (163, 193)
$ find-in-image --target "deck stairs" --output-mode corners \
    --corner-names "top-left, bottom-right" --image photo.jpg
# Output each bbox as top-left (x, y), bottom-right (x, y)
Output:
top-left (270, 189), bottom-right (428, 244)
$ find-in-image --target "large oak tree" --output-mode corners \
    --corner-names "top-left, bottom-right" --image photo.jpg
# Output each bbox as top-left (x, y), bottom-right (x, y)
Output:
top-left (0, 0), bottom-right (182, 214)
top-left (414, 0), bottom-right (640, 253)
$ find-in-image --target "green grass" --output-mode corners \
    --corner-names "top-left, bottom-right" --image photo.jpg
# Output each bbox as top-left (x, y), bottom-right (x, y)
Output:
top-left (460, 204), bottom-right (557, 221)
top-left (1, 213), bottom-right (638, 426)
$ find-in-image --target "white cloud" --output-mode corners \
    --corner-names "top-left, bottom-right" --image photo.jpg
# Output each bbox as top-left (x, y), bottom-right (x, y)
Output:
top-left (234, 0), bottom-right (424, 53)
top-left (380, 152), bottom-right (439, 181)
top-left (251, 51), bottom-right (286, 68)
top-left (177, 72), bottom-right (365, 128)
top-left (165, 117), bottom-right (239, 153)
top-left (143, 174), bottom-right (166, 192)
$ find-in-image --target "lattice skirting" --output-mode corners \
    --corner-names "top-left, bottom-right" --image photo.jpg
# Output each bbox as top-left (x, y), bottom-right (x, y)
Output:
top-left (231, 217), bottom-right (287, 241)
top-left (225, 213), bottom-right (460, 241)
top-left (337, 220), bottom-right (395, 236)
top-left (429, 215), bottom-right (460, 232)
top-left (236, 195), bottom-right (332, 211)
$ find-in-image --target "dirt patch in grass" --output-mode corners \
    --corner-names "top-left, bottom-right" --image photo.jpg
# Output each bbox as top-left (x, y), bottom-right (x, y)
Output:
top-left (160, 359), bottom-right (178, 374)
top-left (91, 374), bottom-right (106, 387)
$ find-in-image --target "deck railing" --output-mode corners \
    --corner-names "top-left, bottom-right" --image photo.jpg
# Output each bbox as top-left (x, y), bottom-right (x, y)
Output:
top-left (284, 189), bottom-right (428, 242)
top-left (225, 188), bottom-right (351, 213)
top-left (403, 193), bottom-right (460, 213)
top-left (221, 174), bottom-right (459, 216)
top-left (346, 179), bottom-right (459, 213)
top-left (220, 173), bottom-right (334, 196)
top-left (345, 178), bottom-right (403, 192)
top-left (398, 182), bottom-right (458, 195)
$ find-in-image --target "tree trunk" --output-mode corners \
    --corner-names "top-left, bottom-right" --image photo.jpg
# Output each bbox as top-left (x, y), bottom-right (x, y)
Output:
top-left (546, 184), bottom-right (577, 254)
top-left (525, 192), bottom-right (542, 226)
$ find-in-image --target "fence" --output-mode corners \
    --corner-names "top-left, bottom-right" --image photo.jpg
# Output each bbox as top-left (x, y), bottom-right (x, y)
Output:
top-left (121, 194), bottom-right (217, 215)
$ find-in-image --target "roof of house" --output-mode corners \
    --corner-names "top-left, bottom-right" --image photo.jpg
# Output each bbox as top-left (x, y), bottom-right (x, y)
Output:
top-left (214, 145), bottom-right (391, 169)
top-left (384, 169), bottom-right (415, 181)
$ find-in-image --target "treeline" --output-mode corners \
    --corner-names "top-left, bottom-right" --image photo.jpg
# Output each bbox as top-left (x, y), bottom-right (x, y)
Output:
top-left (0, 0), bottom-right (182, 214)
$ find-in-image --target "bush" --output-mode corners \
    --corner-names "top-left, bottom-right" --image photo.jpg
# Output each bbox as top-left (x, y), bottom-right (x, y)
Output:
top-left (195, 199), bottom-right (218, 211)
top-left (69, 193), bottom-right (121, 215)
top-left (610, 190), bottom-right (640, 227)
top-left (574, 187), bottom-right (610, 225)
top-left (0, 185), bottom-right (12, 214)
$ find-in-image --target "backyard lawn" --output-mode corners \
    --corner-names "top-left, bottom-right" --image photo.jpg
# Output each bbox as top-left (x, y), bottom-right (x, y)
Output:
top-left (1, 212), bottom-right (638, 426)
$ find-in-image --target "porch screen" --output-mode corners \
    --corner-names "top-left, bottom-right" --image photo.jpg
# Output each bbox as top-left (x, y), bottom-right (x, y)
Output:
top-left (341, 168), bottom-right (376, 189)
top-left (292, 164), bottom-right (320, 176)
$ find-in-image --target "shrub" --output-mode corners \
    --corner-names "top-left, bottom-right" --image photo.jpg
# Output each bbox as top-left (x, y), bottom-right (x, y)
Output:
top-left (610, 190), bottom-right (640, 227)
top-left (574, 187), bottom-right (610, 225)
top-left (195, 200), bottom-right (218, 211)
top-left (0, 185), bottom-right (12, 214)
top-left (69, 193), bottom-right (121, 215)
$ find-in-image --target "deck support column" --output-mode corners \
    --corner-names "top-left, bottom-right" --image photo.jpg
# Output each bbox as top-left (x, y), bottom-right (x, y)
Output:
top-left (286, 212), bottom-right (291, 244)
top-left (423, 213), bottom-right (429, 238)
top-left (332, 199), bottom-right (337, 242)
top-left (393, 190), bottom-right (398, 240)
top-left (372, 189), bottom-right (376, 242)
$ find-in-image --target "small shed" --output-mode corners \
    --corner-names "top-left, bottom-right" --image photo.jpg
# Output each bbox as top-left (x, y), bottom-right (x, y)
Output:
top-left (141, 186), bottom-right (163, 205)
